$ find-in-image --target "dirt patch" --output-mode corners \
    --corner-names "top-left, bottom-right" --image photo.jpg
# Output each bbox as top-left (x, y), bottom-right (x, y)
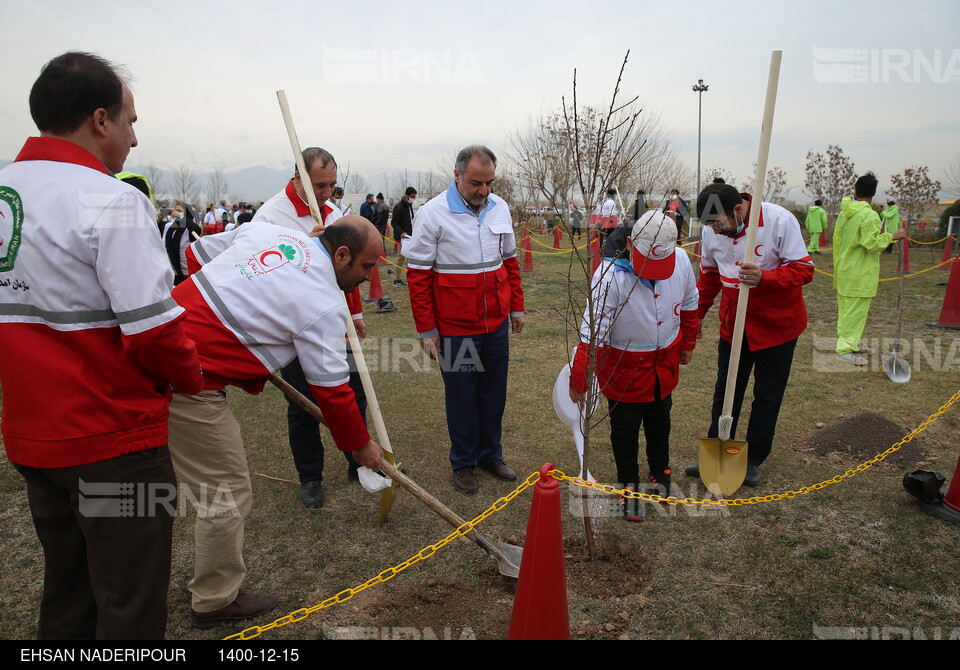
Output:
top-left (301, 532), bottom-right (652, 640)
top-left (564, 534), bottom-right (653, 640)
top-left (808, 412), bottom-right (927, 468)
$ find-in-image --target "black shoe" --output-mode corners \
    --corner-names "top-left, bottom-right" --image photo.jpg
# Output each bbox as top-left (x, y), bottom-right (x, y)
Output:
top-left (453, 467), bottom-right (478, 494)
top-left (684, 463), bottom-right (700, 478)
top-left (298, 480), bottom-right (324, 508)
top-left (619, 483), bottom-right (643, 522)
top-left (387, 268), bottom-right (396, 275)
top-left (190, 591), bottom-right (278, 629)
top-left (392, 279), bottom-right (407, 287)
top-left (478, 460), bottom-right (517, 481)
top-left (376, 298), bottom-right (397, 312)
top-left (743, 464), bottom-right (764, 487)
top-left (648, 468), bottom-right (672, 497)
top-left (347, 467), bottom-right (360, 483)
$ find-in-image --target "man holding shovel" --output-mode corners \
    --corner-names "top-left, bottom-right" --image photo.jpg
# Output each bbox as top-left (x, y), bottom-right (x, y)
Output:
top-left (686, 183), bottom-right (813, 487)
top-left (169, 216), bottom-right (384, 628)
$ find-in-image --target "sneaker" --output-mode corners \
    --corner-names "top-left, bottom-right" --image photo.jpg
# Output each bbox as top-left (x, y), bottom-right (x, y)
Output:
top-left (376, 298), bottom-right (397, 313)
top-left (648, 468), bottom-right (672, 497)
top-left (190, 591), bottom-right (278, 629)
top-left (619, 483), bottom-right (643, 522)
top-left (743, 464), bottom-right (764, 487)
top-left (684, 463), bottom-right (700, 478)
top-left (347, 466), bottom-right (360, 483)
top-left (298, 480), bottom-right (324, 508)
top-left (478, 460), bottom-right (517, 481)
top-left (453, 467), bottom-right (478, 494)
top-left (856, 345), bottom-right (873, 354)
top-left (387, 268), bottom-right (396, 275)
top-left (836, 352), bottom-right (867, 366)
top-left (392, 279), bottom-right (407, 287)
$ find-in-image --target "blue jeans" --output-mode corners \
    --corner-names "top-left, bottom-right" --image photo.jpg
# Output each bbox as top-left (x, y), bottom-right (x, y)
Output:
top-left (439, 319), bottom-right (510, 471)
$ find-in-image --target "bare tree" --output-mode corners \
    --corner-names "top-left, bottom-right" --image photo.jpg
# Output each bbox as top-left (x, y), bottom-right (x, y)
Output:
top-left (506, 111), bottom-right (577, 209)
top-left (944, 154), bottom-right (960, 198)
top-left (558, 52), bottom-right (675, 560)
top-left (172, 163), bottom-right (200, 205)
top-left (742, 164), bottom-right (788, 203)
top-left (702, 167), bottom-right (737, 188)
top-left (144, 163), bottom-right (167, 202)
top-left (207, 170), bottom-right (230, 205)
top-left (805, 145), bottom-right (856, 219)
top-left (345, 171), bottom-right (368, 194)
top-left (887, 165), bottom-right (942, 225)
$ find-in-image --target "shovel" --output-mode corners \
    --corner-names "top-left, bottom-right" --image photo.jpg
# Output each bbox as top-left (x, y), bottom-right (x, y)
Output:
top-left (267, 373), bottom-right (523, 578)
top-left (882, 241), bottom-right (911, 383)
top-left (698, 51), bottom-right (782, 497)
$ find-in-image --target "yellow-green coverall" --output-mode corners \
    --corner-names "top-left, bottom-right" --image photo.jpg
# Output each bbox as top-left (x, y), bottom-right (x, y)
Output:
top-left (833, 197), bottom-right (893, 354)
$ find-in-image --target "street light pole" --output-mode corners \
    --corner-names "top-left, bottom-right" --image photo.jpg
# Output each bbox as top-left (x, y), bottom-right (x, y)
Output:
top-left (692, 78), bottom-right (709, 200)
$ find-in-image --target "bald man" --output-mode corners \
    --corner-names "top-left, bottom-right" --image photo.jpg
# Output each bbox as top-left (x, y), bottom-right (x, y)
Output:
top-left (168, 216), bottom-right (383, 629)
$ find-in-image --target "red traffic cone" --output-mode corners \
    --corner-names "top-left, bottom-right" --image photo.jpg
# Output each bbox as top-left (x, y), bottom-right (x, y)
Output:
top-left (928, 254), bottom-right (960, 328)
top-left (941, 236), bottom-right (955, 269)
top-left (522, 231), bottom-right (535, 272)
top-left (819, 231), bottom-right (826, 248)
top-left (946, 455), bottom-right (960, 515)
top-left (919, 220), bottom-right (927, 232)
top-left (508, 464), bottom-right (569, 640)
top-left (901, 236), bottom-right (911, 274)
top-left (590, 234), bottom-right (601, 276)
top-left (553, 225), bottom-right (562, 249)
top-left (366, 264), bottom-right (385, 301)
top-left (393, 240), bottom-right (399, 253)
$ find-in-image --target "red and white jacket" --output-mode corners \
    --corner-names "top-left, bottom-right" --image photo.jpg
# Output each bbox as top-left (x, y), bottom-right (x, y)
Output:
top-left (590, 197), bottom-right (619, 229)
top-left (173, 223), bottom-right (369, 452)
top-left (405, 185), bottom-right (524, 337)
top-left (571, 252), bottom-right (699, 403)
top-left (187, 180), bottom-right (363, 320)
top-left (0, 137), bottom-right (204, 468)
top-left (698, 199), bottom-right (814, 351)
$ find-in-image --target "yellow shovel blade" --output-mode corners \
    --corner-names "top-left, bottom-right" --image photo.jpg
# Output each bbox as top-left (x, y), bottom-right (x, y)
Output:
top-left (698, 438), bottom-right (749, 497)
top-left (377, 452), bottom-right (398, 526)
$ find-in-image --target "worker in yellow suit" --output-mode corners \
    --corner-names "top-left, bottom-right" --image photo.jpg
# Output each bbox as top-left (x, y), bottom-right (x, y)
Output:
top-left (833, 173), bottom-right (906, 365)
top-left (804, 199), bottom-right (827, 254)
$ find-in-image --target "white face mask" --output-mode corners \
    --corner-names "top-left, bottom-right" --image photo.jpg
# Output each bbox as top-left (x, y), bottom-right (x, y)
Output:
top-left (671, 195), bottom-right (678, 201)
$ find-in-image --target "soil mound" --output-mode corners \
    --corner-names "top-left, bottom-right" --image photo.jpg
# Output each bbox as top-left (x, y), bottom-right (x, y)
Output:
top-left (810, 412), bottom-right (925, 467)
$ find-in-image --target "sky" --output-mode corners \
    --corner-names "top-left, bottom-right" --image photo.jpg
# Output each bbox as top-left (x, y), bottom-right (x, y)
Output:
top-left (1, 0), bottom-right (958, 202)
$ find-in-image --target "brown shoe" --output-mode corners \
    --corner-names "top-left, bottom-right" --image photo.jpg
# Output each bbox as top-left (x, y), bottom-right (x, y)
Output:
top-left (453, 467), bottom-right (478, 494)
top-left (190, 591), bottom-right (278, 630)
top-left (479, 459), bottom-right (517, 482)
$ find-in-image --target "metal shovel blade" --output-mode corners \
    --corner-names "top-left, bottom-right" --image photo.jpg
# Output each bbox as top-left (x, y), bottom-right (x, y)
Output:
top-left (881, 343), bottom-right (911, 383)
top-left (698, 437), bottom-right (749, 496)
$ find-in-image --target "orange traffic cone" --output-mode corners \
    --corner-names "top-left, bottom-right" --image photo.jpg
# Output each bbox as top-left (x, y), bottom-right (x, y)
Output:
top-left (522, 230), bottom-right (535, 272)
top-left (508, 464), bottom-right (569, 640)
top-left (590, 234), bottom-right (601, 276)
top-left (941, 236), bottom-right (955, 269)
top-left (928, 254), bottom-right (960, 329)
top-left (365, 264), bottom-right (386, 302)
top-left (553, 226), bottom-right (562, 249)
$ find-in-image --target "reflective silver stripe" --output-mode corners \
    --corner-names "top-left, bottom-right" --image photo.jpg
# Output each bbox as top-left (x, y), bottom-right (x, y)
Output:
top-left (305, 371), bottom-right (349, 385)
top-left (433, 259), bottom-right (503, 271)
top-left (194, 241), bottom-right (214, 265)
top-left (404, 255), bottom-right (434, 267)
top-left (115, 297), bottom-right (179, 325)
top-left (0, 302), bottom-right (116, 324)
top-left (610, 338), bottom-right (669, 351)
top-left (501, 250), bottom-right (517, 259)
top-left (194, 271), bottom-right (283, 370)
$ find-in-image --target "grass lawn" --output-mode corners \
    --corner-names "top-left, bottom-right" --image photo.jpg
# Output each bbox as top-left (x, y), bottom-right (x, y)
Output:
top-left (1, 230), bottom-right (958, 640)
